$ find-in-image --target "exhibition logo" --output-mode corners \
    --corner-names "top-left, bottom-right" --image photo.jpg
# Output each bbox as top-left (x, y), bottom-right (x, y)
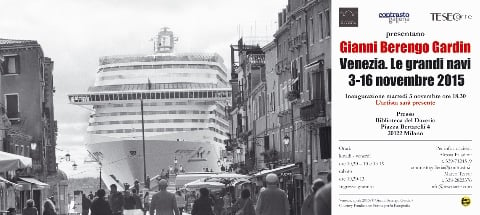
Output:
top-left (430, 12), bottom-right (472, 21)
top-left (378, 12), bottom-right (410, 24)
top-left (339, 8), bottom-right (358, 27)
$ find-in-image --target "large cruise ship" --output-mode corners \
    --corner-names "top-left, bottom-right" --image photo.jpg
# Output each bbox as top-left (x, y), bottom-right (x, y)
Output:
top-left (68, 28), bottom-right (231, 187)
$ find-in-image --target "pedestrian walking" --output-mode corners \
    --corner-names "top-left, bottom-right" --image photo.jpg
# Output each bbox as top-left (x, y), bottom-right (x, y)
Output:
top-left (143, 192), bottom-right (150, 215)
top-left (43, 198), bottom-right (57, 215)
top-left (186, 191), bottom-right (196, 213)
top-left (90, 189), bottom-right (113, 215)
top-left (213, 193), bottom-right (224, 215)
top-left (191, 187), bottom-right (214, 215)
top-left (175, 191), bottom-right (186, 215)
top-left (232, 189), bottom-right (255, 215)
top-left (313, 183), bottom-right (331, 215)
top-left (132, 189), bottom-right (143, 210)
top-left (301, 179), bottom-right (325, 215)
top-left (134, 179), bottom-right (140, 192)
top-left (124, 190), bottom-right (136, 214)
top-left (223, 192), bottom-right (232, 214)
top-left (160, 169), bottom-right (167, 180)
top-left (88, 191), bottom-right (94, 200)
top-left (22, 199), bottom-right (38, 215)
top-left (108, 184), bottom-right (124, 215)
top-left (82, 194), bottom-right (92, 215)
top-left (145, 176), bottom-right (151, 189)
top-left (255, 173), bottom-right (290, 215)
top-left (149, 179), bottom-right (180, 215)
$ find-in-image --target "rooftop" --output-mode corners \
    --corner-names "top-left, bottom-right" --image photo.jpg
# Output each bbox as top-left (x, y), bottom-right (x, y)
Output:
top-left (0, 38), bottom-right (39, 47)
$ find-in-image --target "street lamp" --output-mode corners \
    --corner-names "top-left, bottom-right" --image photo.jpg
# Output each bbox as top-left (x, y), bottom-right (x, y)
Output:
top-left (65, 153), bottom-right (71, 162)
top-left (72, 162), bottom-right (78, 170)
top-left (283, 135), bottom-right (290, 163)
top-left (217, 160), bottom-right (221, 167)
top-left (30, 143), bottom-right (37, 151)
top-left (236, 146), bottom-right (241, 154)
top-left (283, 135), bottom-right (290, 145)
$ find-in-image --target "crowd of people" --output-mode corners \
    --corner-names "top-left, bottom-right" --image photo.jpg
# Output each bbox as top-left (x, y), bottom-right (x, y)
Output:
top-left (19, 197), bottom-right (58, 215)
top-left (187, 172), bottom-right (331, 215)
top-left (75, 172), bottom-right (330, 215)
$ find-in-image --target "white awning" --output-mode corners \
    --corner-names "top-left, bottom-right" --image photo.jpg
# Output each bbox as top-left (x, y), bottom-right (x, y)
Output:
top-left (0, 176), bottom-right (21, 188)
top-left (0, 151), bottom-right (32, 172)
top-left (184, 179), bottom-right (225, 191)
top-left (253, 164), bottom-right (297, 177)
top-left (18, 177), bottom-right (49, 189)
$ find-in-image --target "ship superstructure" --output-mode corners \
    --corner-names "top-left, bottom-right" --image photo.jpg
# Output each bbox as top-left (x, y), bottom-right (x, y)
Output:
top-left (68, 28), bottom-right (231, 186)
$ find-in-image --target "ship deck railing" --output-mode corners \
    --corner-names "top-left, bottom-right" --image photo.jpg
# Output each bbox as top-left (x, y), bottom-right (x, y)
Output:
top-left (68, 89), bottom-right (232, 105)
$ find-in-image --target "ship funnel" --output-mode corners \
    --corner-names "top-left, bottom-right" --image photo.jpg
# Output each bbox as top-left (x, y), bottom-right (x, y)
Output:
top-left (154, 27), bottom-right (177, 53)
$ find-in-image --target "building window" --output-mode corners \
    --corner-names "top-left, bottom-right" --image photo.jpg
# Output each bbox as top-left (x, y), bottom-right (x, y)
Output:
top-left (325, 9), bottom-right (331, 37)
top-left (291, 64), bottom-right (298, 93)
top-left (299, 57), bottom-right (303, 93)
top-left (327, 69), bottom-right (332, 102)
top-left (297, 17), bottom-right (302, 36)
top-left (1, 55), bottom-right (20, 74)
top-left (319, 13), bottom-right (324, 40)
top-left (272, 91), bottom-right (276, 112)
top-left (5, 94), bottom-right (20, 119)
top-left (309, 18), bottom-right (315, 44)
top-left (320, 127), bottom-right (331, 159)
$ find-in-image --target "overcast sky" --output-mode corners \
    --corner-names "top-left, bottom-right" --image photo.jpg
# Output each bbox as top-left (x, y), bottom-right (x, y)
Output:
top-left (0, 0), bottom-right (285, 178)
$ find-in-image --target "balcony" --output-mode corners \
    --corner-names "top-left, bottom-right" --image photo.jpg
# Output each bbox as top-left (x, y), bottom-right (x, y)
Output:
top-left (287, 90), bottom-right (300, 101)
top-left (275, 59), bottom-right (290, 75)
top-left (300, 99), bottom-right (326, 121)
top-left (293, 32), bottom-right (307, 48)
top-left (288, 39), bottom-right (294, 52)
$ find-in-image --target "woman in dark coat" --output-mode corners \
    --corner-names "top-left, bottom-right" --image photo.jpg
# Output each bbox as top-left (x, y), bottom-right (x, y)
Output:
top-left (191, 188), bottom-right (214, 215)
top-left (90, 189), bottom-right (113, 215)
top-left (43, 199), bottom-right (57, 215)
top-left (22, 199), bottom-right (38, 215)
top-left (233, 189), bottom-right (255, 215)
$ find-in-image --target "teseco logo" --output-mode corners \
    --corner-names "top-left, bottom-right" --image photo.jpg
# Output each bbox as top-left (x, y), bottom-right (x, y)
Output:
top-left (378, 12), bottom-right (410, 24)
top-left (431, 13), bottom-right (472, 21)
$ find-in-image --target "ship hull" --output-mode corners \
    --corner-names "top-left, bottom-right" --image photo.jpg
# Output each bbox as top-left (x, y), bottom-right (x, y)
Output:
top-left (86, 130), bottom-right (222, 187)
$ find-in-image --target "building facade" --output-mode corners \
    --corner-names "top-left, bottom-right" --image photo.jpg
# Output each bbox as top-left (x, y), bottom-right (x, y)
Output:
top-left (228, 39), bottom-right (265, 174)
top-left (228, 0), bottom-right (331, 215)
top-left (0, 38), bottom-right (57, 179)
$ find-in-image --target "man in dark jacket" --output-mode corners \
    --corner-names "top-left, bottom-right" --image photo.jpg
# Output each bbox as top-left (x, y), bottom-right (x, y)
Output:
top-left (82, 194), bottom-right (92, 215)
top-left (301, 179), bottom-right (325, 215)
top-left (108, 184), bottom-right (124, 215)
top-left (149, 179), bottom-right (179, 215)
top-left (90, 189), bottom-right (112, 215)
top-left (191, 187), bottom-right (214, 215)
top-left (314, 183), bottom-right (331, 215)
top-left (255, 173), bottom-right (290, 215)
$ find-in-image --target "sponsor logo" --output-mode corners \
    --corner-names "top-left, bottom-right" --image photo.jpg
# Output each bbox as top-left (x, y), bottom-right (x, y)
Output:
top-left (461, 196), bottom-right (471, 207)
top-left (339, 8), bottom-right (358, 27)
top-left (378, 12), bottom-right (410, 24)
top-left (431, 12), bottom-right (472, 21)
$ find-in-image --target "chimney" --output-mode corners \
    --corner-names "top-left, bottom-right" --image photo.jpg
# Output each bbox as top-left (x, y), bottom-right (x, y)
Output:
top-left (278, 12), bottom-right (283, 28)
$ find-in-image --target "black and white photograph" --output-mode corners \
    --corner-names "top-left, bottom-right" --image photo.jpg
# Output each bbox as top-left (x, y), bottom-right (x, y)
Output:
top-left (0, 0), bottom-right (332, 215)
